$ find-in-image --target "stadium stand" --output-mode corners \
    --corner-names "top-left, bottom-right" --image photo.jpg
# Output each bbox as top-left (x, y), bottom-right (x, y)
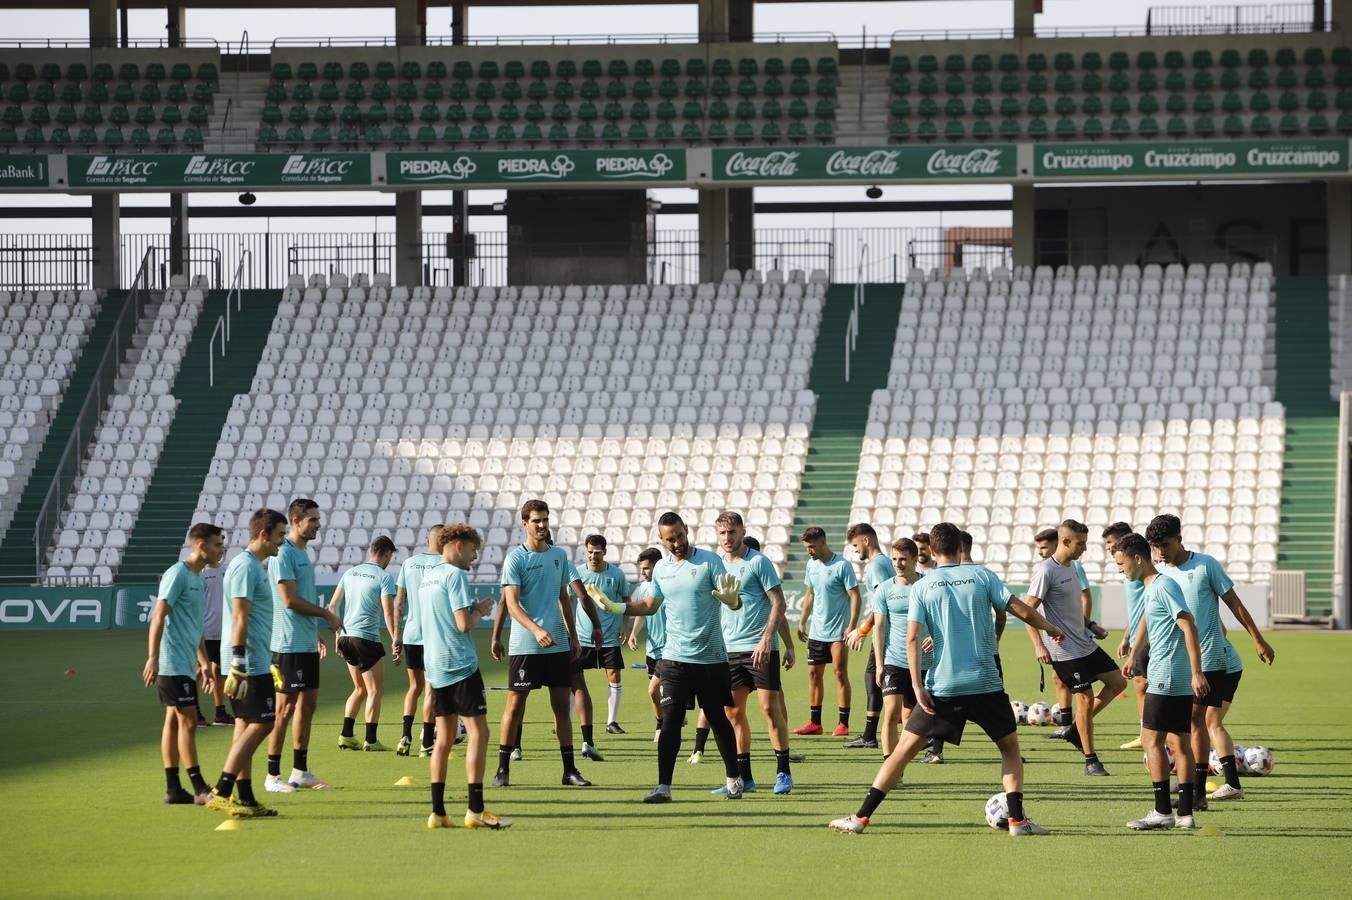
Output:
top-left (180, 272), bottom-right (824, 582)
top-left (852, 261), bottom-right (1283, 585)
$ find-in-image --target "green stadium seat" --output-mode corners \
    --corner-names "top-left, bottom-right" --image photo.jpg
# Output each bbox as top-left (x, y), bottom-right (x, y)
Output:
top-left (296, 61), bottom-right (318, 82)
top-left (684, 79), bottom-right (705, 99)
top-left (453, 61), bottom-right (474, 80)
top-left (87, 82), bottom-right (108, 103)
top-left (1027, 73), bottom-right (1047, 94)
top-left (49, 126), bottom-right (70, 147)
top-left (891, 98), bottom-right (912, 117)
top-left (945, 54), bottom-right (965, 73)
top-left (1110, 94), bottom-right (1131, 115)
top-left (1334, 47), bottom-right (1352, 67)
top-left (734, 121), bottom-right (754, 142)
top-left (422, 60), bottom-right (444, 81)
top-left (423, 82), bottom-right (443, 102)
top-left (313, 103), bottom-right (334, 125)
top-left (76, 125), bottom-right (97, 147)
top-left (817, 99), bottom-right (837, 119)
top-left (92, 63), bottom-right (113, 83)
top-left (34, 82), bottom-right (55, 103)
top-left (708, 99), bottom-right (729, 119)
top-left (1026, 53), bottom-right (1047, 72)
top-left (653, 122), bottom-right (675, 141)
top-left (918, 97), bottom-right (940, 117)
top-left (790, 57), bottom-right (811, 76)
top-left (973, 74), bottom-right (993, 94)
top-left (284, 125), bottom-right (304, 144)
top-left (262, 104), bottom-right (283, 125)
top-left (529, 60), bottom-right (550, 79)
top-left (66, 62), bottom-right (88, 83)
top-left (1054, 117), bottom-right (1075, 138)
top-left (578, 101), bottom-right (598, 121)
top-left (109, 104), bottom-right (129, 125)
top-left (1310, 113), bottom-right (1330, 133)
top-left (607, 60), bottom-right (630, 79)
top-left (162, 105), bottom-right (182, 126)
top-left (394, 103), bottom-right (414, 123)
top-left (1192, 115), bottom-right (1215, 136)
top-left (1248, 49), bottom-right (1269, 68)
top-left (1193, 70), bottom-right (1215, 91)
top-left (471, 103), bottom-right (492, 123)
top-left (61, 83), bottom-right (81, 103)
top-left (999, 118), bottom-right (1020, 138)
top-left (604, 101), bottom-right (624, 121)
top-left (103, 126), bottom-right (123, 147)
top-left (1275, 48), bottom-right (1297, 67)
top-left (582, 59), bottom-right (602, 79)
top-left (1223, 114), bottom-right (1245, 136)
top-left (759, 120), bottom-right (780, 141)
top-left (1165, 71), bottom-right (1185, 92)
top-left (1250, 114), bottom-right (1272, 134)
top-left (1191, 50), bottom-right (1213, 69)
top-left (1307, 68), bottom-right (1327, 89)
top-left (442, 124), bottom-right (463, 142)
top-left (399, 61), bottom-right (421, 81)
top-left (1310, 91), bottom-right (1329, 111)
top-left (492, 124), bottom-right (513, 141)
top-left (711, 58), bottom-right (731, 78)
top-left (1053, 52), bottom-right (1074, 72)
top-left (1222, 92), bottom-right (1243, 113)
top-left (1166, 93), bottom-right (1186, 114)
top-left (6, 83), bottom-right (27, 103)
top-left (1305, 47), bottom-right (1326, 68)
top-left (475, 81), bottom-right (495, 101)
top-left (470, 123), bottom-right (491, 142)
top-left (918, 75), bottom-right (938, 96)
top-left (368, 103), bottom-right (390, 123)
top-left (1081, 51), bottom-right (1102, 71)
top-left (292, 83), bottom-right (314, 103)
top-left (973, 96), bottom-right (993, 117)
top-left (603, 121), bottom-right (624, 143)
top-left (657, 79), bottom-right (677, 99)
top-left (267, 83), bottom-right (287, 103)
top-left (816, 77), bottom-right (837, 98)
top-left (1136, 51), bottom-right (1157, 70)
top-left (323, 62), bottom-right (344, 81)
top-left (344, 82), bottom-right (366, 102)
top-left (916, 120), bottom-right (937, 140)
top-left (522, 122), bottom-right (543, 143)
top-left (398, 81), bottom-right (419, 102)
top-left (998, 53), bottom-right (1019, 73)
top-left (946, 75), bottom-right (966, 95)
top-left (607, 79), bottom-right (627, 100)
top-left (686, 59), bottom-right (706, 78)
top-left (524, 102), bottom-right (545, 122)
top-left (889, 119), bottom-right (910, 140)
top-left (118, 63), bottom-right (139, 83)
top-left (1054, 96), bottom-right (1074, 116)
top-left (1278, 113), bottom-right (1300, 134)
top-left (319, 82), bottom-right (339, 102)
top-left (26, 106), bottom-right (51, 126)
top-left (764, 57), bottom-right (784, 77)
top-left (763, 77), bottom-right (783, 98)
top-left (272, 62), bottom-right (292, 82)
top-left (999, 74), bottom-right (1020, 94)
top-left (1276, 68), bottom-right (1298, 90)
top-left (1137, 116), bottom-right (1159, 137)
top-left (340, 103), bottom-right (362, 124)
top-left (1138, 94), bottom-right (1159, 115)
top-left (655, 100), bottom-right (676, 120)
top-left (410, 124), bottom-right (432, 145)
top-left (1166, 116), bottom-right (1187, 137)
top-left (419, 102), bottom-right (440, 124)
top-left (788, 99), bottom-right (809, 119)
top-left (17, 125), bottom-right (40, 146)
top-left (1278, 91), bottom-right (1300, 112)
top-left (130, 125), bottom-right (151, 147)
top-left (337, 125), bottom-right (358, 144)
top-left (680, 100), bottom-right (701, 120)
top-left (1193, 93), bottom-right (1215, 114)
top-left (1027, 96), bottom-right (1048, 116)
top-left (1109, 117), bottom-right (1131, 138)
top-left (1026, 117), bottom-right (1048, 138)
top-left (759, 99), bottom-right (780, 119)
top-left (680, 122), bottom-right (701, 140)
top-left (736, 78), bottom-right (756, 98)
top-left (448, 81), bottom-right (469, 102)
top-left (552, 102), bottom-right (573, 122)
top-left (1082, 117), bottom-right (1103, 138)
top-left (972, 118), bottom-right (993, 139)
top-left (1, 106), bottom-right (20, 126)
top-left (944, 119), bottom-right (965, 140)
top-left (630, 100), bottom-right (650, 120)
top-left (791, 77), bottom-right (812, 97)
top-left (1082, 95), bottom-right (1103, 116)
top-left (627, 122), bottom-right (649, 140)
top-left (1109, 72), bottom-right (1129, 93)
top-left (1137, 72), bottom-right (1158, 92)
top-left (737, 58), bottom-right (757, 78)
top-left (349, 61), bottom-right (370, 81)
top-left (1163, 50), bottom-right (1184, 70)
top-left (972, 53), bottom-right (993, 73)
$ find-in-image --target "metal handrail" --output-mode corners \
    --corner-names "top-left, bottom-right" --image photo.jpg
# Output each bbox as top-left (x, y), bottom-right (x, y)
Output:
top-left (844, 243), bottom-right (867, 383)
top-left (208, 316), bottom-right (227, 388)
top-left (30, 246), bottom-right (157, 579)
top-left (209, 247), bottom-right (250, 387)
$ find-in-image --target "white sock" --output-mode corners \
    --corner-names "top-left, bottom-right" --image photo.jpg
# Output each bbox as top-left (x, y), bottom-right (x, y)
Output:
top-left (606, 683), bottom-right (622, 724)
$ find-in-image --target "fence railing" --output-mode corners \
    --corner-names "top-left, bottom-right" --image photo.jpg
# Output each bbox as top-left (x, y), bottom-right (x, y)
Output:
top-left (0, 238), bottom-right (92, 290)
top-left (1145, 2), bottom-right (1329, 35)
top-left (209, 248), bottom-right (249, 387)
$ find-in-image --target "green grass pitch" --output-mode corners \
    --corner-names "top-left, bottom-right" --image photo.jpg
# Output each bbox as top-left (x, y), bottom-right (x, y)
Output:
top-left (3, 630), bottom-right (1352, 897)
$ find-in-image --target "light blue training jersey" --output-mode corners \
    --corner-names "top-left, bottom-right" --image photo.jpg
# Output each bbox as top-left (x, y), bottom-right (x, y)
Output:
top-left (421, 562), bottom-right (481, 689)
top-left (1157, 552), bottom-right (1234, 671)
top-left (336, 561), bottom-right (396, 642)
top-left (875, 576), bottom-right (932, 670)
top-left (576, 562), bottom-right (631, 648)
top-left (501, 543), bottom-right (572, 656)
top-left (1124, 578), bottom-right (1147, 639)
top-left (1223, 638), bottom-right (1243, 674)
top-left (863, 553), bottom-right (897, 613)
top-left (721, 547), bottom-right (782, 652)
top-left (269, 539), bottom-right (319, 654)
top-left (1142, 573), bottom-right (1195, 697)
top-left (223, 551), bottom-right (273, 676)
top-left (157, 562), bottom-right (205, 677)
top-left (649, 547), bottom-right (729, 665)
top-left (804, 553), bottom-right (860, 642)
top-left (635, 581), bottom-right (665, 659)
top-left (908, 562), bottom-right (1011, 697)
top-left (397, 551), bottom-right (443, 645)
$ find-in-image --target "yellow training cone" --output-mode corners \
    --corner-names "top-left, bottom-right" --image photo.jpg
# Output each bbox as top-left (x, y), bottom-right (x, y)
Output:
top-left (215, 819), bottom-right (242, 832)
top-left (1205, 780), bottom-right (1219, 794)
top-left (395, 776), bottom-right (418, 786)
top-left (1200, 824), bottom-right (1222, 837)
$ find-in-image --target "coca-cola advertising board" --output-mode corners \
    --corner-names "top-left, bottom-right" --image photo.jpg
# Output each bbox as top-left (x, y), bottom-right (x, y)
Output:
top-left (710, 145), bottom-right (1015, 183)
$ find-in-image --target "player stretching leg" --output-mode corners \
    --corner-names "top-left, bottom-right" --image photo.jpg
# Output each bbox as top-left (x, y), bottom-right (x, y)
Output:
top-left (793, 527), bottom-right (861, 738)
top-left (572, 534), bottom-right (632, 761)
top-left (394, 525), bottom-right (446, 757)
top-left (1114, 533), bottom-right (1207, 830)
top-left (330, 536), bottom-right (398, 752)
top-left (207, 508), bottom-right (287, 817)
top-left (871, 538), bottom-right (928, 757)
top-left (625, 548), bottom-right (666, 743)
top-left (265, 498), bottom-right (343, 793)
top-left (828, 523), bottom-right (1063, 836)
top-left (144, 522), bottom-right (225, 805)
top-left (843, 524), bottom-right (895, 751)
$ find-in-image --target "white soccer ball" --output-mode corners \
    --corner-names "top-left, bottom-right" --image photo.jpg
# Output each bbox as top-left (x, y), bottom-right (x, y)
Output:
top-left (1232, 743), bottom-right (1250, 774)
top-left (984, 792), bottom-right (1010, 829)
top-left (1049, 703), bottom-right (1064, 724)
top-left (1010, 700), bottom-right (1028, 724)
top-left (1243, 745), bottom-right (1273, 775)
top-left (1026, 702), bottom-right (1052, 726)
top-left (1143, 744), bottom-right (1177, 773)
top-left (1208, 747), bottom-right (1223, 775)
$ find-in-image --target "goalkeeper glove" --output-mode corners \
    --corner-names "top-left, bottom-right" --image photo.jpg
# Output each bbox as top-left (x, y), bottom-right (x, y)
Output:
top-left (270, 663), bottom-right (286, 691)
top-left (224, 651), bottom-right (249, 700)
top-left (586, 583), bottom-right (625, 616)
top-left (712, 573), bottom-right (742, 610)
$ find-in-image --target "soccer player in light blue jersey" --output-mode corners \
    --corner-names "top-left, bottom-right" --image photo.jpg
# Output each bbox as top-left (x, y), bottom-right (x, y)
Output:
top-left (394, 524), bottom-right (445, 757)
top-left (265, 498), bottom-right (344, 793)
top-left (1100, 522), bottom-right (1150, 751)
top-left (1147, 513), bottom-right (1274, 810)
top-left (421, 523), bottom-right (510, 831)
top-left (1114, 532), bottom-right (1207, 830)
top-left (207, 508), bottom-right (288, 819)
top-left (329, 535), bottom-right (398, 752)
top-left (625, 548), bottom-right (666, 743)
top-left (844, 523), bottom-right (894, 750)
top-left (572, 534), bottom-right (631, 760)
top-left (870, 538), bottom-right (928, 757)
top-left (828, 523), bottom-right (1064, 836)
top-left (143, 522), bottom-right (225, 806)
top-left (794, 526), bottom-right (862, 738)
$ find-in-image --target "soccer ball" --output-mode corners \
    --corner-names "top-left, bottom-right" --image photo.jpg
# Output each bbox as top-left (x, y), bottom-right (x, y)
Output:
top-left (1010, 700), bottom-right (1028, 723)
top-left (1026, 702), bottom-right (1052, 726)
top-left (1208, 747), bottom-right (1223, 775)
top-left (1049, 703), bottom-right (1064, 724)
top-left (984, 792), bottom-right (1010, 829)
top-left (1232, 743), bottom-right (1249, 774)
top-left (1244, 745), bottom-right (1274, 775)
top-left (1143, 744), bottom-right (1177, 773)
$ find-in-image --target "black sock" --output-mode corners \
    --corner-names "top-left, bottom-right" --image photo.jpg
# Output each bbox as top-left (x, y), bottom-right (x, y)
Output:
top-left (862, 716), bottom-right (878, 742)
top-left (581, 724), bottom-right (594, 746)
top-left (1178, 782), bottom-right (1195, 817)
top-left (402, 715), bottom-right (414, 741)
top-left (655, 717), bottom-right (663, 729)
top-left (468, 782), bottom-right (484, 814)
top-left (931, 739), bottom-right (945, 755)
top-left (694, 727), bottom-right (710, 753)
top-left (857, 786), bottom-right (887, 819)
top-left (237, 779), bottom-right (257, 805)
top-left (560, 745), bottom-right (576, 774)
top-left (1064, 724), bottom-right (1084, 751)
top-left (215, 705), bottom-right (227, 717)
top-left (1084, 752), bottom-right (1100, 765)
top-left (497, 744), bottom-right (513, 774)
top-left (809, 705), bottom-right (822, 726)
top-left (737, 752), bottom-right (753, 783)
top-left (214, 771), bottom-right (237, 798)
top-left (293, 749), bottom-right (308, 773)
top-left (1194, 763), bottom-right (1209, 796)
top-left (186, 766), bottom-right (209, 793)
top-left (775, 749), bottom-right (791, 775)
top-left (267, 754), bottom-right (281, 778)
top-left (1054, 708), bottom-right (1073, 726)
top-left (1006, 791), bottom-right (1025, 822)
top-left (341, 717), bottom-right (355, 738)
top-left (422, 722), bottom-right (436, 748)
top-left (165, 767), bottom-right (182, 792)
top-left (365, 722), bottom-right (379, 744)
top-left (1153, 780), bottom-right (1172, 815)
top-left (1220, 754), bottom-right (1242, 789)
top-left (838, 707), bottom-right (850, 727)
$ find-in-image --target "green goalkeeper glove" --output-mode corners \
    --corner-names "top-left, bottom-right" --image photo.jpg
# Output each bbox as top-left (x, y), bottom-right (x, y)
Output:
top-left (224, 654), bottom-right (249, 700)
top-left (586, 583), bottom-right (625, 616)
top-left (712, 573), bottom-right (742, 610)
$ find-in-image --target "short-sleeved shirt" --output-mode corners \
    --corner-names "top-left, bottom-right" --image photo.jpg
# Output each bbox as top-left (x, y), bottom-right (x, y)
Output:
top-left (1143, 573), bottom-right (1195, 696)
top-left (577, 563), bottom-right (631, 648)
top-left (1027, 556), bottom-right (1097, 662)
top-left (501, 544), bottom-right (572, 656)
top-left (396, 551), bottom-right (443, 645)
top-left (269, 539), bottom-right (319, 654)
top-left (803, 553), bottom-right (860, 642)
top-left (157, 562), bottom-right (205, 677)
top-left (202, 567), bottom-right (224, 641)
top-left (1158, 552), bottom-right (1234, 671)
top-left (635, 582), bottom-right (665, 659)
top-left (908, 563), bottom-right (1011, 697)
top-left (1124, 578), bottom-right (1147, 639)
top-left (863, 554), bottom-right (897, 611)
top-left (1223, 638), bottom-right (1243, 674)
top-left (337, 561), bottom-right (396, 642)
top-left (721, 547), bottom-right (783, 652)
top-left (223, 552), bottom-right (274, 676)
top-left (876, 576), bottom-right (932, 670)
top-left (649, 548), bottom-right (729, 665)
top-left (421, 562), bottom-right (480, 689)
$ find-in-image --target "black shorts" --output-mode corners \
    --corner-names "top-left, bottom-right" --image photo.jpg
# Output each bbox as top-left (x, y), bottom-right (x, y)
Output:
top-left (807, 638), bottom-right (841, 666)
top-left (728, 650), bottom-right (782, 692)
top-left (507, 652), bottom-right (573, 691)
top-left (1050, 646), bottom-right (1118, 693)
top-left (337, 636), bottom-right (386, 672)
top-left (232, 675), bottom-right (278, 724)
top-left (271, 651), bottom-right (320, 693)
top-left (431, 669), bottom-right (488, 718)
top-left (1193, 669), bottom-right (1228, 708)
top-left (204, 639), bottom-right (221, 667)
top-left (573, 645), bottom-right (624, 672)
top-left (156, 675), bottom-right (198, 708)
top-left (657, 660), bottom-right (733, 717)
top-left (881, 664), bottom-right (924, 705)
top-left (402, 643), bottom-right (425, 671)
top-left (1143, 692), bottom-right (1193, 734)
top-left (903, 690), bottom-right (1017, 745)
top-left (1219, 670), bottom-right (1242, 703)
top-left (646, 655), bottom-right (661, 678)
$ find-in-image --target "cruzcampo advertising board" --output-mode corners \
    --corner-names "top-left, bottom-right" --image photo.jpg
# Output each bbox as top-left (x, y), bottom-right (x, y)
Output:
top-left (66, 152), bottom-right (371, 188)
top-left (385, 148), bottom-right (686, 186)
top-left (1034, 139), bottom-right (1351, 178)
top-left (710, 145), bottom-right (1017, 183)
